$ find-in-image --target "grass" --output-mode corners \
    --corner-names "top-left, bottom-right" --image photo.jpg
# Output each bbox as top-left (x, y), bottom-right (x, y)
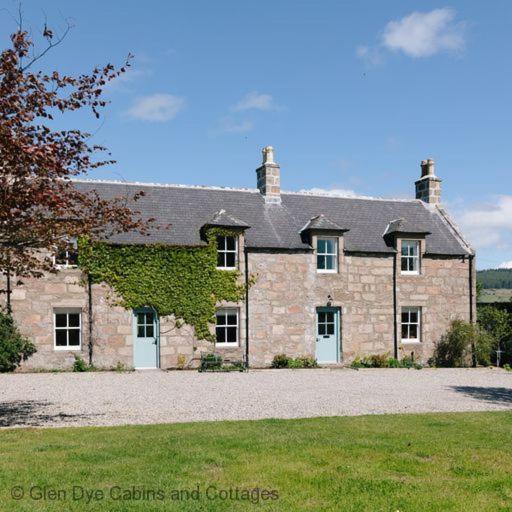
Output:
top-left (478, 288), bottom-right (512, 303)
top-left (0, 412), bottom-right (511, 511)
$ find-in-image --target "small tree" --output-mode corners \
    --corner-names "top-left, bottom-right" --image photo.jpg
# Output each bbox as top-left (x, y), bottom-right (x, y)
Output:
top-left (0, 22), bottom-right (151, 310)
top-left (433, 320), bottom-right (494, 367)
top-left (0, 309), bottom-right (36, 372)
top-left (478, 306), bottom-right (512, 365)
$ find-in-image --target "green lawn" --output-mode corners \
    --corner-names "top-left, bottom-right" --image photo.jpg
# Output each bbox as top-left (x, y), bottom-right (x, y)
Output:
top-left (1, 413), bottom-right (511, 511)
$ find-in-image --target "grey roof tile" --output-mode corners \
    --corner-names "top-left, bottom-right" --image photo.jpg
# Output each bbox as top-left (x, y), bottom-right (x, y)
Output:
top-left (73, 181), bottom-right (470, 256)
top-left (301, 214), bottom-right (348, 233)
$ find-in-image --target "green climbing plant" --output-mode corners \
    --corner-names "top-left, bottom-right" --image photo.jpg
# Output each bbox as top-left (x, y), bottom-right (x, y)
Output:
top-left (78, 229), bottom-right (249, 341)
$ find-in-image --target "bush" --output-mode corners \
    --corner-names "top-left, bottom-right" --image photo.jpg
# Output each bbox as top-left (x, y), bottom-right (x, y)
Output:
top-left (297, 356), bottom-right (319, 368)
top-left (73, 355), bottom-right (95, 372)
top-left (199, 353), bottom-right (223, 372)
top-left (433, 320), bottom-right (494, 367)
top-left (0, 310), bottom-right (36, 372)
top-left (477, 306), bottom-right (512, 366)
top-left (271, 354), bottom-right (290, 368)
top-left (176, 354), bottom-right (186, 370)
top-left (351, 354), bottom-right (422, 370)
top-left (271, 354), bottom-right (318, 369)
top-left (288, 358), bottom-right (304, 369)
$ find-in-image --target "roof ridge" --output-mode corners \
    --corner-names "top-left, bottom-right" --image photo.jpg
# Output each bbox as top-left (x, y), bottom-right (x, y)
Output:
top-left (73, 179), bottom-right (419, 203)
top-left (282, 190), bottom-right (419, 203)
top-left (72, 178), bottom-right (260, 194)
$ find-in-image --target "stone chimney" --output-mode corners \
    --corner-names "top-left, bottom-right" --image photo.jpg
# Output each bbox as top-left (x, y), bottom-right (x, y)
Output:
top-left (415, 158), bottom-right (442, 205)
top-left (256, 146), bottom-right (281, 204)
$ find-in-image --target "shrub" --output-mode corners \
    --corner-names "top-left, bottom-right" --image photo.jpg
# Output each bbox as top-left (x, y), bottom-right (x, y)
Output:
top-left (0, 310), bottom-right (36, 372)
top-left (271, 354), bottom-right (290, 368)
top-left (271, 354), bottom-right (318, 369)
top-left (199, 353), bottom-right (223, 372)
top-left (73, 355), bottom-right (92, 372)
top-left (367, 354), bottom-right (389, 368)
top-left (433, 320), bottom-right (493, 367)
top-left (351, 354), bottom-right (422, 370)
top-left (477, 306), bottom-right (512, 365)
top-left (297, 356), bottom-right (319, 368)
top-left (504, 364), bottom-right (511, 372)
top-left (176, 354), bottom-right (186, 370)
top-left (288, 358), bottom-right (304, 369)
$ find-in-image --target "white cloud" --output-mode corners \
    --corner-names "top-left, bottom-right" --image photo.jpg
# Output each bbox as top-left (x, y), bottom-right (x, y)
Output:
top-left (125, 93), bottom-right (186, 122)
top-left (357, 8), bottom-right (466, 64)
top-left (232, 92), bottom-right (277, 112)
top-left (456, 195), bottom-right (512, 251)
top-left (383, 8), bottom-right (466, 57)
top-left (498, 261), bottom-right (512, 269)
top-left (298, 187), bottom-right (361, 198)
top-left (356, 45), bottom-right (383, 67)
top-left (215, 116), bottom-right (253, 134)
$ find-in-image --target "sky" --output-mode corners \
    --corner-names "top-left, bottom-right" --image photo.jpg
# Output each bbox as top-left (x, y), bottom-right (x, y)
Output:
top-left (1, 0), bottom-right (511, 269)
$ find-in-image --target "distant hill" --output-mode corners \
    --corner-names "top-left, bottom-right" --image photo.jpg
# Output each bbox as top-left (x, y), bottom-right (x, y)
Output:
top-left (477, 269), bottom-right (512, 289)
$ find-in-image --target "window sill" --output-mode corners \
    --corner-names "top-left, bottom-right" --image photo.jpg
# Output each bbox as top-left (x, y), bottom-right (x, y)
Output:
top-left (55, 265), bottom-right (79, 270)
top-left (216, 267), bottom-right (238, 271)
top-left (401, 340), bottom-right (421, 345)
top-left (401, 271), bottom-right (420, 276)
top-left (317, 269), bottom-right (338, 274)
top-left (54, 346), bottom-right (82, 351)
top-left (215, 343), bottom-right (239, 348)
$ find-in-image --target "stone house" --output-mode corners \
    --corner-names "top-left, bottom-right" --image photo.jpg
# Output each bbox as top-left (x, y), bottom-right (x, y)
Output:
top-left (8, 147), bottom-right (475, 369)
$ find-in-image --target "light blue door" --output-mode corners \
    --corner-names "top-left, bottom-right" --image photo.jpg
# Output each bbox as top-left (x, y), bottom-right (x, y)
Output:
top-left (133, 309), bottom-right (159, 369)
top-left (316, 308), bottom-right (340, 363)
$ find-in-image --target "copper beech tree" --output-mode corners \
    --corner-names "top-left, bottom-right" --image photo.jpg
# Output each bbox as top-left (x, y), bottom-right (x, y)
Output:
top-left (0, 28), bottom-right (150, 310)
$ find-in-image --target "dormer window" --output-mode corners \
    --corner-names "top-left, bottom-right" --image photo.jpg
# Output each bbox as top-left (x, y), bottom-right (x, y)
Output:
top-left (217, 236), bottom-right (238, 269)
top-left (401, 240), bottom-right (420, 275)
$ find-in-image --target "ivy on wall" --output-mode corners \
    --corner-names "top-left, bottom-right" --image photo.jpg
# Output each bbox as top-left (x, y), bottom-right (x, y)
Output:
top-left (78, 229), bottom-right (248, 341)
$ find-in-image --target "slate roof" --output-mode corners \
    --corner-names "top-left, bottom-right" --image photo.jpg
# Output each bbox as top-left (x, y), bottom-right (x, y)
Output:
top-left (301, 214), bottom-right (348, 233)
top-left (73, 180), bottom-right (471, 256)
top-left (203, 209), bottom-right (250, 229)
top-left (383, 218), bottom-right (431, 237)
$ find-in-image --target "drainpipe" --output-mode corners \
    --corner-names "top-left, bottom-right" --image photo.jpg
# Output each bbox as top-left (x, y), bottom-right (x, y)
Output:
top-left (469, 254), bottom-right (477, 368)
top-left (469, 255), bottom-right (475, 324)
top-left (244, 246), bottom-right (250, 369)
top-left (393, 253), bottom-right (398, 359)
top-left (87, 273), bottom-right (93, 366)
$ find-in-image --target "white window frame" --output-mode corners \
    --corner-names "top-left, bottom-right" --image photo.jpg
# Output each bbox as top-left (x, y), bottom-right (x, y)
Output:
top-left (215, 308), bottom-right (239, 347)
top-left (54, 309), bottom-right (82, 351)
top-left (401, 307), bottom-right (421, 344)
top-left (401, 240), bottom-right (420, 275)
top-left (216, 236), bottom-right (238, 270)
top-left (316, 237), bottom-right (338, 274)
top-left (53, 249), bottom-right (78, 269)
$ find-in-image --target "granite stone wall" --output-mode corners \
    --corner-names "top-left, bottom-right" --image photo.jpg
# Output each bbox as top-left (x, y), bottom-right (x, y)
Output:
top-left (3, 232), bottom-right (472, 370)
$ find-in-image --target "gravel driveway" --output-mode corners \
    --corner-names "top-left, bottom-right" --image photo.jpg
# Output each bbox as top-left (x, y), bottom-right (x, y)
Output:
top-left (0, 368), bottom-right (511, 428)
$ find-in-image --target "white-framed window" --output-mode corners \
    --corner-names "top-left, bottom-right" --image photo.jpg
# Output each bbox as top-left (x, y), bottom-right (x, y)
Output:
top-left (401, 307), bottom-right (421, 343)
top-left (401, 240), bottom-right (420, 275)
top-left (54, 309), bottom-right (81, 350)
top-left (317, 237), bottom-right (338, 273)
top-left (216, 236), bottom-right (238, 269)
top-left (54, 249), bottom-right (78, 268)
top-left (215, 308), bottom-right (239, 346)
